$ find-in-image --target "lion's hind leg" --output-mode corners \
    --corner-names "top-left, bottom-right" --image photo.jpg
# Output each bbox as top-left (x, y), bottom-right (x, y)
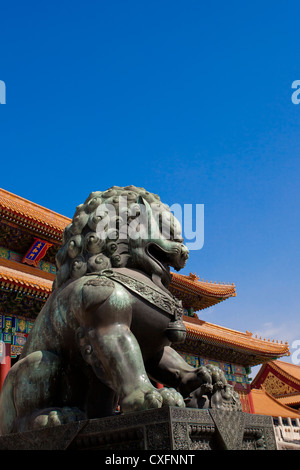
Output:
top-left (0, 350), bottom-right (85, 434)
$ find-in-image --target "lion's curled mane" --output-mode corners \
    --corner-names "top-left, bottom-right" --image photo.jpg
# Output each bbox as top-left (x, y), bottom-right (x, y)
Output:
top-left (54, 185), bottom-right (177, 290)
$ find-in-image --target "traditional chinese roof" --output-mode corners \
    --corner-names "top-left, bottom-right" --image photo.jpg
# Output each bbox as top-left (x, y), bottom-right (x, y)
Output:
top-left (0, 188), bottom-right (70, 241)
top-left (169, 272), bottom-right (236, 311)
top-left (181, 316), bottom-right (290, 366)
top-left (276, 393), bottom-right (300, 408)
top-left (271, 361), bottom-right (300, 384)
top-left (251, 388), bottom-right (300, 418)
top-left (0, 258), bottom-right (53, 296)
top-left (251, 360), bottom-right (300, 396)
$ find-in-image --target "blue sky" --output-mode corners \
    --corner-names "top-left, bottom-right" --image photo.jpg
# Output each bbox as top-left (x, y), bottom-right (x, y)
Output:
top-left (1, 1), bottom-right (300, 374)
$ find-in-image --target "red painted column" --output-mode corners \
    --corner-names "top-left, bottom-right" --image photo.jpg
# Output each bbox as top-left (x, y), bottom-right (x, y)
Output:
top-left (247, 386), bottom-right (255, 414)
top-left (0, 343), bottom-right (11, 392)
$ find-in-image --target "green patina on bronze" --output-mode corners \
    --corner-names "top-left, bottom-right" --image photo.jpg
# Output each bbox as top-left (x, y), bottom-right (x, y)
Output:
top-left (0, 186), bottom-right (241, 435)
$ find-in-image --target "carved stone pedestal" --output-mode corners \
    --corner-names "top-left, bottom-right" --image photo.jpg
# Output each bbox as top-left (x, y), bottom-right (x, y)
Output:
top-left (0, 407), bottom-right (277, 450)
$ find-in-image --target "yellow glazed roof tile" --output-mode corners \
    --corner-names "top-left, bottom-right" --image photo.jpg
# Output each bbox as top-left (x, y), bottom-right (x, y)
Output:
top-left (0, 187), bottom-right (71, 233)
top-left (251, 388), bottom-right (300, 418)
top-left (184, 315), bottom-right (290, 357)
top-left (252, 360), bottom-right (300, 389)
top-left (0, 258), bottom-right (54, 293)
top-left (271, 360), bottom-right (300, 383)
top-left (276, 393), bottom-right (300, 407)
top-left (171, 272), bottom-right (236, 297)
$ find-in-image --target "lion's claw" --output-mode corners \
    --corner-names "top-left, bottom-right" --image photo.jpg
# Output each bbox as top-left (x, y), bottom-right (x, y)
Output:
top-left (121, 387), bottom-right (185, 413)
top-left (159, 388), bottom-right (185, 408)
top-left (121, 389), bottom-right (163, 412)
top-left (31, 407), bottom-right (86, 429)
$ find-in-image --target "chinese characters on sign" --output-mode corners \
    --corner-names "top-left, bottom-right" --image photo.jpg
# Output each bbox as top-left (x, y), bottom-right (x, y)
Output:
top-left (22, 238), bottom-right (53, 267)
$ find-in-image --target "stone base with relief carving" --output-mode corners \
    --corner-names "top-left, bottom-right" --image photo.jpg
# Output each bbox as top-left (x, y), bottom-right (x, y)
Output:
top-left (0, 406), bottom-right (276, 451)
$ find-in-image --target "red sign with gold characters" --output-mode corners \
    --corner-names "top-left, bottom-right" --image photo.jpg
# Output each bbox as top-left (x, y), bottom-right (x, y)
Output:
top-left (22, 238), bottom-right (53, 267)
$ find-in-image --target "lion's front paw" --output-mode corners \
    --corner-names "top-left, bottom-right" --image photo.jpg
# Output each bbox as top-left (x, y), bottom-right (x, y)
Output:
top-left (32, 407), bottom-right (86, 429)
top-left (159, 388), bottom-right (185, 408)
top-left (121, 387), bottom-right (185, 413)
top-left (144, 390), bottom-right (164, 409)
top-left (121, 388), bottom-right (163, 413)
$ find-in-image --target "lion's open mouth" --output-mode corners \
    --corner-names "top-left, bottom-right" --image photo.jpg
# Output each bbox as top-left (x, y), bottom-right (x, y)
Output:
top-left (146, 242), bottom-right (176, 273)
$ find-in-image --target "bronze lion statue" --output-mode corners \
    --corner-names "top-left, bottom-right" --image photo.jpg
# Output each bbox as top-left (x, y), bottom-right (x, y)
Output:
top-left (0, 186), bottom-right (240, 435)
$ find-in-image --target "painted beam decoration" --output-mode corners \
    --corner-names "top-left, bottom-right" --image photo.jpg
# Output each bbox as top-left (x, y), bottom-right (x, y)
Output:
top-left (1, 315), bottom-right (12, 344)
top-left (0, 315), bottom-right (34, 358)
top-left (22, 238), bottom-right (52, 267)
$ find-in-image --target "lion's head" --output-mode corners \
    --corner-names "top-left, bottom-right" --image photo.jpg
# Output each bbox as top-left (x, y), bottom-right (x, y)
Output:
top-left (53, 186), bottom-right (189, 290)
